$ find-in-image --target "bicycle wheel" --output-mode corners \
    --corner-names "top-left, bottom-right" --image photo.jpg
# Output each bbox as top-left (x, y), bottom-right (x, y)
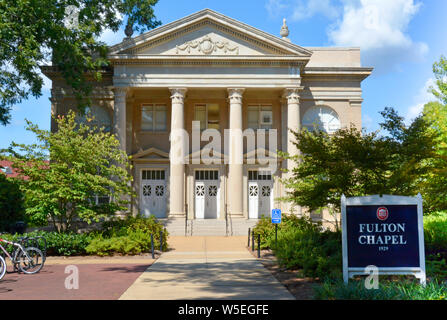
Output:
top-left (0, 255), bottom-right (6, 280)
top-left (17, 247), bottom-right (44, 274)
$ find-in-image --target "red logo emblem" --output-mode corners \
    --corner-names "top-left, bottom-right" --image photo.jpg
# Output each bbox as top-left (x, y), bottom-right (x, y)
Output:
top-left (377, 207), bottom-right (389, 221)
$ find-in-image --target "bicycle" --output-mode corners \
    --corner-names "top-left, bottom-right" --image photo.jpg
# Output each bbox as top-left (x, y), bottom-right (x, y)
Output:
top-left (0, 255), bottom-right (6, 280)
top-left (0, 237), bottom-right (44, 277)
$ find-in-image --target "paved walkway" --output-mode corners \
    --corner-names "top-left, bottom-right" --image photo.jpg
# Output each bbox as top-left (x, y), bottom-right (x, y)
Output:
top-left (119, 236), bottom-right (294, 300)
top-left (0, 263), bottom-right (151, 300)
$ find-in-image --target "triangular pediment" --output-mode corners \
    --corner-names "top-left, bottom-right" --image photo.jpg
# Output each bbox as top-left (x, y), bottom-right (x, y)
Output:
top-left (186, 148), bottom-right (228, 162)
top-left (131, 147), bottom-right (169, 160)
top-left (109, 9), bottom-right (312, 59)
top-left (245, 148), bottom-right (277, 160)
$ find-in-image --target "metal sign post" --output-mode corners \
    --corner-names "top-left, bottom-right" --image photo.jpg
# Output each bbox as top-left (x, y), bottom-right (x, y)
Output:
top-left (271, 209), bottom-right (281, 249)
top-left (341, 194), bottom-right (426, 285)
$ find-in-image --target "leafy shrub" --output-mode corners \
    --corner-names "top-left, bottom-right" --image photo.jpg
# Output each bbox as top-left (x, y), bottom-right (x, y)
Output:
top-left (426, 254), bottom-right (447, 281)
top-left (85, 216), bottom-right (168, 256)
top-left (1, 216), bottom-right (168, 257)
top-left (0, 174), bottom-right (25, 232)
top-left (314, 278), bottom-right (447, 300)
top-left (253, 214), bottom-right (315, 249)
top-left (273, 224), bottom-right (342, 279)
top-left (253, 215), bottom-right (342, 279)
top-left (0, 231), bottom-right (92, 256)
top-left (86, 235), bottom-right (144, 256)
top-left (424, 211), bottom-right (447, 256)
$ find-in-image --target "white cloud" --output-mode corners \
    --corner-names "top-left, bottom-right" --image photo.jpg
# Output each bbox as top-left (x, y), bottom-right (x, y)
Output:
top-left (266, 0), bottom-right (428, 73)
top-left (406, 78), bottom-right (436, 123)
top-left (328, 0), bottom-right (428, 72)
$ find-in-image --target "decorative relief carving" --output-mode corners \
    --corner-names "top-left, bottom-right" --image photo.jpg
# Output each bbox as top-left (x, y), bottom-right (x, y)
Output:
top-left (175, 35), bottom-right (239, 55)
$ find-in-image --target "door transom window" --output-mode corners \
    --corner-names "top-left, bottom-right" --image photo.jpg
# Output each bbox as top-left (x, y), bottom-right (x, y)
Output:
top-left (142, 170), bottom-right (166, 181)
top-left (195, 170), bottom-right (219, 180)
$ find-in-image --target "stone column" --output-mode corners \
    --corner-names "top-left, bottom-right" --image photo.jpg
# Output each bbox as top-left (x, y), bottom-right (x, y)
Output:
top-left (284, 87), bottom-right (302, 215)
top-left (114, 87), bottom-right (128, 152)
top-left (227, 88), bottom-right (245, 217)
top-left (169, 88), bottom-right (187, 217)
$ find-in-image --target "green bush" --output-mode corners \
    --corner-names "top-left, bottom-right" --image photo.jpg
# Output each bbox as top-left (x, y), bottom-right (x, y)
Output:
top-left (424, 211), bottom-right (447, 255)
top-left (85, 216), bottom-right (168, 256)
top-left (0, 231), bottom-right (92, 256)
top-left (273, 224), bottom-right (342, 279)
top-left (253, 215), bottom-right (342, 279)
top-left (427, 255), bottom-right (447, 280)
top-left (1, 216), bottom-right (168, 257)
top-left (0, 174), bottom-right (25, 232)
top-left (253, 214), bottom-right (316, 249)
top-left (314, 278), bottom-right (447, 300)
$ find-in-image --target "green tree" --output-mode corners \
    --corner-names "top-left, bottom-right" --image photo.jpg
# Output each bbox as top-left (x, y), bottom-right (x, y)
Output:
top-left (0, 173), bottom-right (25, 232)
top-left (431, 55), bottom-right (447, 104)
top-left (4, 111), bottom-right (134, 233)
top-left (0, 0), bottom-right (161, 125)
top-left (421, 56), bottom-right (447, 211)
top-left (280, 107), bottom-right (438, 213)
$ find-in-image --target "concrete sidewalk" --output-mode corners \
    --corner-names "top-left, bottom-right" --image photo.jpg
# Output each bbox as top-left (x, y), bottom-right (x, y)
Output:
top-left (119, 236), bottom-right (294, 300)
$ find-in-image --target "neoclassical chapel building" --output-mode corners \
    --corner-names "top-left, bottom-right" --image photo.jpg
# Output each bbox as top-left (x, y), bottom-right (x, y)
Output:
top-left (43, 9), bottom-right (372, 235)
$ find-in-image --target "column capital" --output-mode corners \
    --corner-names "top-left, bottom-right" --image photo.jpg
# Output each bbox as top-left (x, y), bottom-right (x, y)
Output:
top-left (227, 88), bottom-right (245, 104)
top-left (113, 87), bottom-right (128, 97)
top-left (283, 87), bottom-right (303, 104)
top-left (169, 88), bottom-right (187, 104)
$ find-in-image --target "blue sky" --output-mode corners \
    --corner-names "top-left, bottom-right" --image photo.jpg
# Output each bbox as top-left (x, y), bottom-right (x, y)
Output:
top-left (1, 0), bottom-right (446, 149)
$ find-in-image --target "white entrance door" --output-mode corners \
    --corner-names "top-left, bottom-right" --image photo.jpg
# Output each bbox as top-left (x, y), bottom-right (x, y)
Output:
top-left (248, 182), bottom-right (259, 219)
top-left (195, 181), bottom-right (206, 219)
top-left (248, 171), bottom-right (274, 219)
top-left (195, 170), bottom-right (220, 219)
top-left (141, 169), bottom-right (167, 218)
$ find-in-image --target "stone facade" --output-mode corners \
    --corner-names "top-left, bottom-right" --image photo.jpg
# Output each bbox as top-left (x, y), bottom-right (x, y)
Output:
top-left (43, 9), bottom-right (372, 224)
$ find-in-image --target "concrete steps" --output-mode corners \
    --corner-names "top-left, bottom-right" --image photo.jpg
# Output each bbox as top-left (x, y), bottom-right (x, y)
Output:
top-left (160, 218), bottom-right (260, 236)
top-left (160, 218), bottom-right (188, 236)
top-left (227, 218), bottom-right (259, 236)
top-left (190, 219), bottom-right (227, 236)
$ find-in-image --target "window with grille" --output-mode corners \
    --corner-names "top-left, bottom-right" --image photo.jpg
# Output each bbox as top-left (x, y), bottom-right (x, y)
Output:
top-left (248, 171), bottom-right (272, 181)
top-left (141, 104), bottom-right (167, 132)
top-left (302, 106), bottom-right (340, 134)
top-left (247, 105), bottom-right (273, 130)
top-left (194, 104), bottom-right (220, 130)
top-left (76, 105), bottom-right (112, 132)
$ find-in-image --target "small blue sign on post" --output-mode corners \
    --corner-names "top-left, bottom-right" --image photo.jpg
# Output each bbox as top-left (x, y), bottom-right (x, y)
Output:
top-left (271, 209), bottom-right (282, 224)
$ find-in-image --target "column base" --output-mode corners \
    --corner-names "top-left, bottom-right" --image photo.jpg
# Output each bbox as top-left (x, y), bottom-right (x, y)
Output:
top-left (229, 212), bottom-right (244, 218)
top-left (169, 212), bottom-right (186, 218)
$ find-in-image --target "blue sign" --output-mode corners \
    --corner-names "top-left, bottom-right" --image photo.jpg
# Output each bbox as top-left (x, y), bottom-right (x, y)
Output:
top-left (346, 205), bottom-right (419, 268)
top-left (271, 209), bottom-right (281, 224)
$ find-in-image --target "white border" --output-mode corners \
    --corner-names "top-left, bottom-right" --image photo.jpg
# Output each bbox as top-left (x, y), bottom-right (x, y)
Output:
top-left (341, 194), bottom-right (426, 285)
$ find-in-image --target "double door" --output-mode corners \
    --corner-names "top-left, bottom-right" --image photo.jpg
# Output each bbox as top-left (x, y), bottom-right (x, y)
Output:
top-left (141, 169), bottom-right (167, 218)
top-left (248, 171), bottom-right (274, 219)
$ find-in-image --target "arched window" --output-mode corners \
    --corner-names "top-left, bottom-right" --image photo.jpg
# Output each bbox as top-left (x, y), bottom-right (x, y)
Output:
top-left (302, 106), bottom-right (341, 134)
top-left (76, 105), bottom-right (112, 132)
